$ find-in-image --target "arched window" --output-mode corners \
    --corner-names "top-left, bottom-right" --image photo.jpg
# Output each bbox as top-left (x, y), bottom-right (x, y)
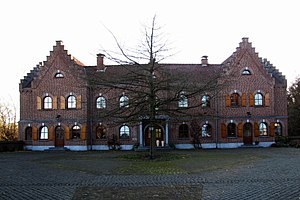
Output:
top-left (40, 126), bottom-right (48, 140)
top-left (242, 69), bottom-right (252, 75)
top-left (179, 124), bottom-right (189, 138)
top-left (119, 96), bottom-right (129, 108)
top-left (178, 93), bottom-right (188, 108)
top-left (227, 123), bottom-right (236, 137)
top-left (202, 124), bottom-right (212, 137)
top-left (119, 125), bottom-right (130, 139)
top-left (259, 122), bottom-right (268, 136)
top-left (96, 96), bottom-right (106, 109)
top-left (274, 122), bottom-right (282, 136)
top-left (201, 95), bottom-right (210, 108)
top-left (254, 93), bottom-right (263, 106)
top-left (67, 95), bottom-right (76, 109)
top-left (25, 127), bottom-right (32, 140)
top-left (54, 71), bottom-right (64, 78)
top-left (71, 125), bottom-right (81, 139)
top-left (43, 96), bottom-right (52, 109)
top-left (96, 125), bottom-right (106, 139)
top-left (230, 93), bottom-right (240, 106)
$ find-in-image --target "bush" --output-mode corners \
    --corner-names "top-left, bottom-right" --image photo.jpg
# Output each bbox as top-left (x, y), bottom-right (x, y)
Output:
top-left (0, 141), bottom-right (24, 152)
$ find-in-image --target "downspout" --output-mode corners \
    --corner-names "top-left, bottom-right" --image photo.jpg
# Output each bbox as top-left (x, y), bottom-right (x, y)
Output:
top-left (215, 92), bottom-right (219, 149)
top-left (89, 85), bottom-right (93, 150)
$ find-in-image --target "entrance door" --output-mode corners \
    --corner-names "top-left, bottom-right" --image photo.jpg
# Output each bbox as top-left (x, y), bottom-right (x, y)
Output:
top-left (243, 123), bottom-right (253, 145)
top-left (55, 126), bottom-right (65, 147)
top-left (144, 126), bottom-right (164, 147)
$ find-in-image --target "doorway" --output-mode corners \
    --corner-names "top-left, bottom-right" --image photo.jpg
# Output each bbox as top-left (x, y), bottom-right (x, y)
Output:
top-left (243, 123), bottom-right (253, 145)
top-left (55, 126), bottom-right (65, 147)
top-left (144, 126), bottom-right (164, 147)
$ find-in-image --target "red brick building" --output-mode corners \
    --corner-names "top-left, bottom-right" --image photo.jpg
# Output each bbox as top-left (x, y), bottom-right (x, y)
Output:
top-left (19, 38), bottom-right (287, 150)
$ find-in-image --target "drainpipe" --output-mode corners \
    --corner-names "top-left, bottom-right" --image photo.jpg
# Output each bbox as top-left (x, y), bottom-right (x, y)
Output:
top-left (215, 92), bottom-right (219, 149)
top-left (89, 86), bottom-right (93, 150)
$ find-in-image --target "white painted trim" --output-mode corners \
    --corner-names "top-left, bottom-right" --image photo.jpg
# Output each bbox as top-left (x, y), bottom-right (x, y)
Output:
top-left (256, 142), bottom-right (273, 147)
top-left (64, 146), bottom-right (88, 151)
top-left (217, 143), bottom-right (244, 148)
top-left (139, 122), bottom-right (143, 146)
top-left (175, 144), bottom-right (194, 149)
top-left (120, 145), bottom-right (133, 150)
top-left (165, 122), bottom-right (169, 145)
top-left (91, 145), bottom-right (110, 150)
top-left (201, 143), bottom-right (217, 149)
top-left (25, 146), bottom-right (54, 151)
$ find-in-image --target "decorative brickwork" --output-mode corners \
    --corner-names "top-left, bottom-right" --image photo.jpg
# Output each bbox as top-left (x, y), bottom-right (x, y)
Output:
top-left (19, 38), bottom-right (287, 150)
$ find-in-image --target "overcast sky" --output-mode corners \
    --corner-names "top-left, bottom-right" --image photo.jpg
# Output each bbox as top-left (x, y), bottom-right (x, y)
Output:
top-left (1, 0), bottom-right (299, 117)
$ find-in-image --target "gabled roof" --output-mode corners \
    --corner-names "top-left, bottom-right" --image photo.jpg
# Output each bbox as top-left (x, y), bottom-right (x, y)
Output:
top-left (222, 37), bottom-right (286, 85)
top-left (20, 41), bottom-right (85, 90)
top-left (20, 38), bottom-right (287, 90)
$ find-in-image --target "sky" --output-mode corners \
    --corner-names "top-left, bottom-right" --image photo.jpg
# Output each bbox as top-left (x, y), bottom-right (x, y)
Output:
top-left (1, 0), bottom-right (300, 118)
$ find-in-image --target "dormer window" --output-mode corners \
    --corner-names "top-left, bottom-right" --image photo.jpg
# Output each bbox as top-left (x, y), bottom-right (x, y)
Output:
top-left (54, 70), bottom-right (64, 78)
top-left (242, 68), bottom-right (252, 75)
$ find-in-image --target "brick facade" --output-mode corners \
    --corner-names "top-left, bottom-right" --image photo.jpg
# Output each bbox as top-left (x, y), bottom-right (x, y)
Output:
top-left (19, 38), bottom-right (288, 150)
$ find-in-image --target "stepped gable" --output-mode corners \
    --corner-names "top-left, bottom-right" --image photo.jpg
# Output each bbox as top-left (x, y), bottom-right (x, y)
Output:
top-left (19, 41), bottom-right (85, 90)
top-left (222, 37), bottom-right (286, 85)
top-left (20, 64), bottom-right (41, 89)
top-left (222, 38), bottom-right (259, 69)
top-left (261, 58), bottom-right (286, 85)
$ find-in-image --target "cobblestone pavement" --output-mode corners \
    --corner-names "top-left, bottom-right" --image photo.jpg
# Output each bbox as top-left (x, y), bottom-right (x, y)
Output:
top-left (0, 148), bottom-right (299, 200)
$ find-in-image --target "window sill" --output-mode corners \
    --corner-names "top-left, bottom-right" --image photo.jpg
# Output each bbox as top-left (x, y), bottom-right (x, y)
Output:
top-left (254, 105), bottom-right (264, 108)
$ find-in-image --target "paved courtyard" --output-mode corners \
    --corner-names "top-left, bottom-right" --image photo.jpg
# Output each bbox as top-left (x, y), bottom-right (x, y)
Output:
top-left (0, 148), bottom-right (299, 200)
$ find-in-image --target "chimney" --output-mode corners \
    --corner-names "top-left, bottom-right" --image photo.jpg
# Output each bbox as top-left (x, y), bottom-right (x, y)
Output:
top-left (56, 40), bottom-right (63, 46)
top-left (201, 56), bottom-right (208, 67)
top-left (97, 53), bottom-right (105, 67)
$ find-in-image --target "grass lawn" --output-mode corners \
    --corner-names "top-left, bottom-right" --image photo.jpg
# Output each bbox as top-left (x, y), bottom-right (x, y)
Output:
top-left (36, 148), bottom-right (269, 175)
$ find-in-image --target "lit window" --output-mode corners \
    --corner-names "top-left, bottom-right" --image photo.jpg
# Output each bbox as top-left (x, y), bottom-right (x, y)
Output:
top-left (120, 96), bottom-right (129, 107)
top-left (67, 95), bottom-right (76, 109)
top-left (201, 95), bottom-right (210, 108)
top-left (202, 124), bottom-right (212, 137)
top-left (120, 125), bottom-right (130, 139)
top-left (254, 93), bottom-right (263, 106)
top-left (178, 93), bottom-right (188, 108)
top-left (96, 96), bottom-right (106, 109)
top-left (71, 125), bottom-right (81, 139)
top-left (40, 126), bottom-right (48, 140)
top-left (43, 96), bottom-right (52, 109)
top-left (179, 124), bottom-right (189, 138)
top-left (96, 125), bottom-right (107, 139)
top-left (259, 122), bottom-right (268, 136)
top-left (227, 123), bottom-right (236, 137)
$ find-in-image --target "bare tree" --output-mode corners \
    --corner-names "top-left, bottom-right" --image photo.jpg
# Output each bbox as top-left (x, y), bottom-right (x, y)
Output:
top-left (87, 16), bottom-right (225, 158)
top-left (0, 101), bottom-right (18, 141)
